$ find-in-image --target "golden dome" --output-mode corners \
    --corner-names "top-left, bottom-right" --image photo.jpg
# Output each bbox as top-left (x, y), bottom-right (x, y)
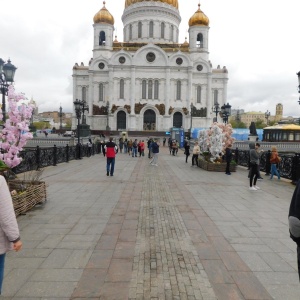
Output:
top-left (94, 1), bottom-right (114, 25)
top-left (125, 0), bottom-right (178, 9)
top-left (189, 3), bottom-right (209, 27)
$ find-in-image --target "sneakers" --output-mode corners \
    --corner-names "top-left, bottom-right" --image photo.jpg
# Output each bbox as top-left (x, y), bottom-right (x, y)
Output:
top-left (249, 186), bottom-right (257, 191)
top-left (257, 177), bottom-right (263, 181)
top-left (254, 185), bottom-right (260, 190)
top-left (106, 171), bottom-right (109, 176)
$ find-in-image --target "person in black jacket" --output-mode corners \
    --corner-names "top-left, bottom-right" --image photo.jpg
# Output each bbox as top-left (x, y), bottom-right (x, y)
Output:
top-left (289, 179), bottom-right (300, 281)
top-left (184, 140), bottom-right (190, 163)
top-left (225, 144), bottom-right (233, 175)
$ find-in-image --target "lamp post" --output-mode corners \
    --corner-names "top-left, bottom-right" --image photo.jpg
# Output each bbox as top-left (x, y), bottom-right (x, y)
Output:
top-left (81, 100), bottom-right (89, 125)
top-left (106, 101), bottom-right (110, 131)
top-left (59, 105), bottom-right (63, 132)
top-left (190, 103), bottom-right (194, 139)
top-left (265, 110), bottom-right (270, 126)
top-left (297, 72), bottom-right (300, 106)
top-left (221, 102), bottom-right (231, 124)
top-left (212, 102), bottom-right (221, 123)
top-left (73, 99), bottom-right (83, 159)
top-left (0, 58), bottom-right (17, 123)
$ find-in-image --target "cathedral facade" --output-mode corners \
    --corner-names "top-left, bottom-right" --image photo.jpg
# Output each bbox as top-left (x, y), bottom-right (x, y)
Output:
top-left (72, 0), bottom-right (228, 133)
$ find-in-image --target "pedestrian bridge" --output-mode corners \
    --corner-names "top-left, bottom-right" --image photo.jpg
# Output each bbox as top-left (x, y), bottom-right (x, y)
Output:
top-left (3, 146), bottom-right (299, 299)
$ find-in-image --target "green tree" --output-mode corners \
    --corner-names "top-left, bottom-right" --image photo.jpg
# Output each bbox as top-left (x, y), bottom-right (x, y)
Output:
top-left (33, 121), bottom-right (50, 129)
top-left (229, 120), bottom-right (247, 128)
top-left (255, 119), bottom-right (267, 129)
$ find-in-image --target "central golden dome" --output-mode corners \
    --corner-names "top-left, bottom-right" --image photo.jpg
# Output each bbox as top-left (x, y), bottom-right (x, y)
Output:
top-left (125, 0), bottom-right (178, 9)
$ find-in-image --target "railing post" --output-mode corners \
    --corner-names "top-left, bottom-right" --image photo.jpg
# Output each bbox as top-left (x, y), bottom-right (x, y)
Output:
top-left (53, 145), bottom-right (57, 166)
top-left (36, 146), bottom-right (41, 170)
top-left (234, 147), bottom-right (239, 164)
top-left (66, 144), bottom-right (69, 162)
top-left (291, 153), bottom-right (300, 185)
top-left (265, 150), bottom-right (271, 175)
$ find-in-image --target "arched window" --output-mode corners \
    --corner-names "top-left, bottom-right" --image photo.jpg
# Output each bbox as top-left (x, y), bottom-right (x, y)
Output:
top-left (138, 22), bottom-right (142, 38)
top-left (170, 25), bottom-right (174, 41)
top-left (99, 31), bottom-right (106, 45)
top-left (148, 80), bottom-right (153, 99)
top-left (214, 90), bottom-right (218, 104)
top-left (176, 81), bottom-right (181, 100)
top-left (149, 21), bottom-right (154, 38)
top-left (161, 22), bottom-right (165, 38)
top-left (197, 86), bottom-right (201, 103)
top-left (99, 83), bottom-right (104, 102)
top-left (82, 87), bottom-right (87, 102)
top-left (154, 80), bottom-right (159, 99)
top-left (142, 80), bottom-right (147, 99)
top-left (197, 33), bottom-right (203, 48)
top-left (129, 24), bottom-right (132, 40)
top-left (120, 79), bottom-right (124, 99)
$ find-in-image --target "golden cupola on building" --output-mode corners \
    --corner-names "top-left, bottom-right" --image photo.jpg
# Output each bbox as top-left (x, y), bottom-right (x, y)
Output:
top-left (93, 1), bottom-right (114, 25)
top-left (189, 3), bottom-right (209, 27)
top-left (125, 0), bottom-right (178, 9)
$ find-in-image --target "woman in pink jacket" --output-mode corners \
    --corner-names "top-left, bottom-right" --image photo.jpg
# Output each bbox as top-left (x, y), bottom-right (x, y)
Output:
top-left (0, 175), bottom-right (22, 295)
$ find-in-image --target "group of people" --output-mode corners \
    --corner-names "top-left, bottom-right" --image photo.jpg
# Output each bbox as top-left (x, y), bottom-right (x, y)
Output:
top-left (249, 143), bottom-right (281, 191)
top-left (118, 138), bottom-right (146, 157)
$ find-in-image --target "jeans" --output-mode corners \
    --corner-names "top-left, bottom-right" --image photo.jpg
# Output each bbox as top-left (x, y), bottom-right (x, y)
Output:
top-left (150, 153), bottom-right (158, 165)
top-left (250, 163), bottom-right (258, 187)
top-left (192, 154), bottom-right (199, 166)
top-left (106, 157), bottom-right (115, 175)
top-left (132, 147), bottom-right (137, 157)
top-left (0, 253), bottom-right (6, 295)
top-left (270, 163), bottom-right (280, 179)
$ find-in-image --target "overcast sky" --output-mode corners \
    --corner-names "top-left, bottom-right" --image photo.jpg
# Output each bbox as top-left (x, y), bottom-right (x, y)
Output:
top-left (1, 0), bottom-right (300, 117)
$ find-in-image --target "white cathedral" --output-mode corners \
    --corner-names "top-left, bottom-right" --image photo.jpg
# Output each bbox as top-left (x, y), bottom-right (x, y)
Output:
top-left (72, 0), bottom-right (228, 133)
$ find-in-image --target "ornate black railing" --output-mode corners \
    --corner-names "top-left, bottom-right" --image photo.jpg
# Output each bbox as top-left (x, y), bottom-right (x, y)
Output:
top-left (233, 149), bottom-right (300, 183)
top-left (12, 144), bottom-right (101, 174)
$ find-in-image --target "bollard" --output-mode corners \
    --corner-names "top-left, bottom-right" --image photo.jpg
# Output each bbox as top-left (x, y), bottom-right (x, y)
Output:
top-left (291, 153), bottom-right (300, 185)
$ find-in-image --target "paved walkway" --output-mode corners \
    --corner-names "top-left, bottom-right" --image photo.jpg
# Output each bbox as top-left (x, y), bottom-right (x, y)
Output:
top-left (2, 144), bottom-right (299, 299)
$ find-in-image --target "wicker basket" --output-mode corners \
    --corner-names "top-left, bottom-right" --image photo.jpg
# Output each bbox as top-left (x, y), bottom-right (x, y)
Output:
top-left (198, 159), bottom-right (236, 172)
top-left (8, 180), bottom-right (47, 216)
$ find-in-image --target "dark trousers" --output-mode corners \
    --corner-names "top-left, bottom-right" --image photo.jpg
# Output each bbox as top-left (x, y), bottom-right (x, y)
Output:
top-left (249, 164), bottom-right (258, 187)
top-left (192, 154), bottom-right (199, 166)
top-left (226, 161), bottom-right (230, 174)
top-left (298, 245), bottom-right (300, 282)
top-left (106, 157), bottom-right (115, 175)
top-left (0, 253), bottom-right (5, 295)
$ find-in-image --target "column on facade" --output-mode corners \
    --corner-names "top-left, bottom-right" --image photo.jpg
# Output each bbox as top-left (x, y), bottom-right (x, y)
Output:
top-left (165, 68), bottom-right (170, 111)
top-left (108, 67), bottom-right (114, 104)
top-left (223, 78), bottom-right (228, 104)
top-left (130, 66), bottom-right (136, 115)
top-left (187, 67), bottom-right (193, 107)
top-left (88, 77), bottom-right (93, 116)
top-left (207, 73), bottom-right (212, 117)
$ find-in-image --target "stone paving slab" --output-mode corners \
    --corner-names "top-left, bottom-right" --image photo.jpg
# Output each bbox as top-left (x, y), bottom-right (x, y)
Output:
top-left (1, 142), bottom-right (299, 299)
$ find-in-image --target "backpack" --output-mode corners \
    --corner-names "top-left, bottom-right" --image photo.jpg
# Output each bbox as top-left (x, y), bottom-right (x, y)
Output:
top-left (133, 141), bottom-right (137, 148)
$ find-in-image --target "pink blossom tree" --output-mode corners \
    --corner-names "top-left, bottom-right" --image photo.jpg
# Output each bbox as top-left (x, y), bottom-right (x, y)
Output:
top-left (0, 85), bottom-right (33, 168)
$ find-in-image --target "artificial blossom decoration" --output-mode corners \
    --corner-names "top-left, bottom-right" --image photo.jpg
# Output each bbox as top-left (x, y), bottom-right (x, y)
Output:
top-left (198, 122), bottom-right (235, 161)
top-left (0, 85), bottom-right (33, 168)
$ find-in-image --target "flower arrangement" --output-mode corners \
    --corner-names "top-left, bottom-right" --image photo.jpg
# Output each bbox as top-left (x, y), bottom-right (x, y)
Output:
top-left (198, 122), bottom-right (235, 163)
top-left (0, 85), bottom-right (33, 169)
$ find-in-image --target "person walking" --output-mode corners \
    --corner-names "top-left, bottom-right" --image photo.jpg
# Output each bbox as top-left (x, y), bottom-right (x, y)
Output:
top-left (149, 139), bottom-right (160, 166)
top-left (119, 138), bottom-right (124, 154)
top-left (87, 138), bottom-right (93, 157)
top-left (270, 146), bottom-right (281, 180)
top-left (147, 138), bottom-right (153, 159)
top-left (249, 142), bottom-right (260, 190)
top-left (139, 140), bottom-right (145, 157)
top-left (163, 137), bottom-right (166, 147)
top-left (184, 140), bottom-right (190, 163)
top-left (0, 175), bottom-right (23, 295)
top-left (191, 141), bottom-right (200, 167)
top-left (127, 139), bottom-right (133, 156)
top-left (256, 143), bottom-right (264, 180)
top-left (288, 179), bottom-right (300, 281)
top-left (132, 139), bottom-right (138, 157)
top-left (225, 144), bottom-right (233, 175)
top-left (104, 137), bottom-right (118, 176)
top-left (123, 139), bottom-right (128, 154)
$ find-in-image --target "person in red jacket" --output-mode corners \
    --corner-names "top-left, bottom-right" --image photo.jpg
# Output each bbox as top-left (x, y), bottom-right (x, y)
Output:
top-left (104, 137), bottom-right (118, 176)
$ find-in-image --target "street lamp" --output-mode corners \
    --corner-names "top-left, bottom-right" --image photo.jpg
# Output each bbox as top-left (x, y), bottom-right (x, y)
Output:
top-left (265, 110), bottom-right (270, 126)
top-left (190, 103), bottom-right (194, 139)
top-left (73, 99), bottom-right (83, 159)
top-left (0, 58), bottom-right (17, 123)
top-left (59, 105), bottom-right (63, 131)
top-left (297, 71), bottom-right (300, 105)
top-left (221, 102), bottom-right (231, 124)
top-left (106, 101), bottom-right (110, 131)
top-left (81, 100), bottom-right (89, 124)
top-left (212, 102), bottom-right (221, 123)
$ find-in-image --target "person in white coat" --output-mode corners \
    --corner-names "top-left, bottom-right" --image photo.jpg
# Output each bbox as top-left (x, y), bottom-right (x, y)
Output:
top-left (0, 175), bottom-right (22, 295)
